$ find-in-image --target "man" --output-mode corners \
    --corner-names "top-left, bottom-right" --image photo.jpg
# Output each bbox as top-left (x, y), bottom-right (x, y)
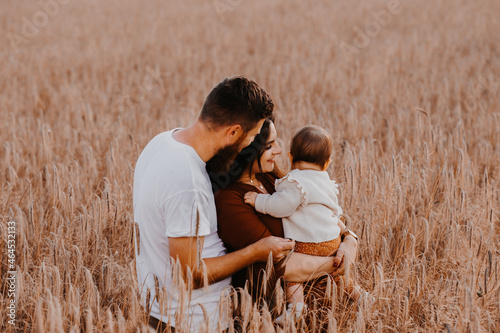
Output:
top-left (133, 76), bottom-right (294, 332)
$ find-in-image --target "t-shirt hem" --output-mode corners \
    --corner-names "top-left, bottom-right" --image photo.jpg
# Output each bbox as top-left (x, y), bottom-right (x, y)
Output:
top-left (165, 227), bottom-right (212, 238)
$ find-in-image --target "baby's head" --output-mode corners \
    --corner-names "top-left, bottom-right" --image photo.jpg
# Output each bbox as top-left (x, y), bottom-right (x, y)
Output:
top-left (289, 125), bottom-right (332, 170)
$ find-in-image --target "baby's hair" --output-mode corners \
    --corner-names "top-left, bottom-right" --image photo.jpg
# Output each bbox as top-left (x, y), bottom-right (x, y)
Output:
top-left (289, 125), bottom-right (333, 168)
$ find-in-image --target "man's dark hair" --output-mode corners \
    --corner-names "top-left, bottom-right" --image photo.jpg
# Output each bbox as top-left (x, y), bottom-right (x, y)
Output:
top-left (199, 76), bottom-right (274, 132)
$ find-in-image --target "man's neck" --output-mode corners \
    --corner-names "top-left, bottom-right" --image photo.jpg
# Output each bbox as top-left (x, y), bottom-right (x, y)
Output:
top-left (172, 121), bottom-right (220, 162)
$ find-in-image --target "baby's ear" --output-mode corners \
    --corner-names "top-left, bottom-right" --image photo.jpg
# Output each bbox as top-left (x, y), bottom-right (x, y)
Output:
top-left (323, 158), bottom-right (332, 171)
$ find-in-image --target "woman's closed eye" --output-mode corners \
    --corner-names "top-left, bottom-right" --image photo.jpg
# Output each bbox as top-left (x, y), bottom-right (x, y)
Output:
top-left (264, 140), bottom-right (275, 150)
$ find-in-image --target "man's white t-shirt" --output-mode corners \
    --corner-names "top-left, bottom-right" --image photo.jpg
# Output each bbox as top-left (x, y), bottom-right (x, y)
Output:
top-left (133, 129), bottom-right (231, 331)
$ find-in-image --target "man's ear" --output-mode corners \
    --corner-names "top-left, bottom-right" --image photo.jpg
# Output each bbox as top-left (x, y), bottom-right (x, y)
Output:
top-left (323, 158), bottom-right (332, 171)
top-left (226, 124), bottom-right (243, 143)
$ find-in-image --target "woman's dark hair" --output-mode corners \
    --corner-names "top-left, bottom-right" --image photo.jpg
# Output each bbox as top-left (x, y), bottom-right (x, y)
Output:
top-left (208, 118), bottom-right (284, 192)
top-left (199, 76), bottom-right (274, 132)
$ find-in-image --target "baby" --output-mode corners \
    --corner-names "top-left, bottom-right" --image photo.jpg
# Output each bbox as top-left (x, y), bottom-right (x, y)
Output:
top-left (244, 125), bottom-right (363, 322)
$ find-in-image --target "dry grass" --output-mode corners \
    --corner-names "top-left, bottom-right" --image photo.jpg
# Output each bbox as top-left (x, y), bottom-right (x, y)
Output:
top-left (1, 0), bottom-right (499, 331)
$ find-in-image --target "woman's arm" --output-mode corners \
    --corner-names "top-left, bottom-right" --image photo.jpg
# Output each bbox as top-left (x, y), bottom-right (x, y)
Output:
top-left (338, 219), bottom-right (346, 233)
top-left (284, 235), bottom-right (358, 282)
top-left (332, 217), bottom-right (358, 273)
top-left (283, 252), bottom-right (336, 282)
top-left (284, 218), bottom-right (358, 282)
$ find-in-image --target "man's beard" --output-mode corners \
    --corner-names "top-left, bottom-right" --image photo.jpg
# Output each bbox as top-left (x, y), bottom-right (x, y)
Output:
top-left (206, 138), bottom-right (246, 175)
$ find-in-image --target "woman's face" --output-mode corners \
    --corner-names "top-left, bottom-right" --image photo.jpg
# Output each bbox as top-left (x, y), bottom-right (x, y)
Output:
top-left (252, 122), bottom-right (282, 174)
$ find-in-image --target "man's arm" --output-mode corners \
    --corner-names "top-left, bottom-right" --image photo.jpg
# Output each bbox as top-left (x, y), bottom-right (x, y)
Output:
top-left (169, 235), bottom-right (294, 288)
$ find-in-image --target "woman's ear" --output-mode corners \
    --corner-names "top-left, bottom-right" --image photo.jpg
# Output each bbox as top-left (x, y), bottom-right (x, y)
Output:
top-left (323, 158), bottom-right (332, 171)
top-left (288, 152), bottom-right (293, 164)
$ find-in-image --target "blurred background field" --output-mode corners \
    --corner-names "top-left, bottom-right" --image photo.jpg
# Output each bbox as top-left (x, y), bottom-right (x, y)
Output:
top-left (1, 0), bottom-right (499, 331)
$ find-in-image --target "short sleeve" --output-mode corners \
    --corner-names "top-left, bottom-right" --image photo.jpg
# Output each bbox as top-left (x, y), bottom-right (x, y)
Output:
top-left (162, 190), bottom-right (212, 237)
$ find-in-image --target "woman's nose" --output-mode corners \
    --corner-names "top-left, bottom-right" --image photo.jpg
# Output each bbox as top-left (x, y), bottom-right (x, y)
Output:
top-left (274, 143), bottom-right (282, 155)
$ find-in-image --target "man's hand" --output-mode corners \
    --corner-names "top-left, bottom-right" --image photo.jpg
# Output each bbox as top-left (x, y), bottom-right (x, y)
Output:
top-left (251, 236), bottom-right (295, 263)
top-left (244, 191), bottom-right (258, 207)
top-left (332, 235), bottom-right (357, 276)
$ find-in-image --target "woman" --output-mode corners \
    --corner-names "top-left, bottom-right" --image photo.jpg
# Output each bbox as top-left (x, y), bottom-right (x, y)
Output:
top-left (209, 118), bottom-right (358, 326)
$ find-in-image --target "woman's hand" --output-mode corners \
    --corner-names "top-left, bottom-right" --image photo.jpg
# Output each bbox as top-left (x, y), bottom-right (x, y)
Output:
top-left (244, 191), bottom-right (258, 207)
top-left (332, 235), bottom-right (357, 276)
top-left (251, 236), bottom-right (295, 263)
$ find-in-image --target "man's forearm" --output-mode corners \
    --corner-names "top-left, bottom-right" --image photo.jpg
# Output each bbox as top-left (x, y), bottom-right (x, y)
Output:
top-left (283, 252), bottom-right (334, 282)
top-left (169, 236), bottom-right (259, 288)
top-left (199, 244), bottom-right (259, 286)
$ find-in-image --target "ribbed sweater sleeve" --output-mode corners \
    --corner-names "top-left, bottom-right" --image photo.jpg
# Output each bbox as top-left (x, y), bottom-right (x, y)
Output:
top-left (254, 179), bottom-right (305, 218)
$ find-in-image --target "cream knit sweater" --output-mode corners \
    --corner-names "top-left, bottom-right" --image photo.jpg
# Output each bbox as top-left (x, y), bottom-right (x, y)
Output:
top-left (254, 169), bottom-right (343, 243)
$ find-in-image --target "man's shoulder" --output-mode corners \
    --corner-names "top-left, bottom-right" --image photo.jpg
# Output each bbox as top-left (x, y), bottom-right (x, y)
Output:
top-left (135, 130), bottom-right (209, 193)
top-left (141, 129), bottom-right (183, 159)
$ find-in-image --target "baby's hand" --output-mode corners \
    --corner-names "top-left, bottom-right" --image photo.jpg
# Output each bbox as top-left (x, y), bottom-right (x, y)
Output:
top-left (244, 191), bottom-right (258, 207)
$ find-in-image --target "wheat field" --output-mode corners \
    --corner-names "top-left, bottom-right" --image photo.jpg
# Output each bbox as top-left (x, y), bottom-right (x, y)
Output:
top-left (1, 0), bottom-right (499, 331)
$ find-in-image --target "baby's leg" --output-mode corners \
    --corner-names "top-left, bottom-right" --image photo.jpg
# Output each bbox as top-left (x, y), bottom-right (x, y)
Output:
top-left (287, 282), bottom-right (305, 305)
top-left (275, 282), bottom-right (306, 324)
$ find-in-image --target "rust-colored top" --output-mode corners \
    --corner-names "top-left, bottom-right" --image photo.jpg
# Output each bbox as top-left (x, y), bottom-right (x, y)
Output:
top-left (216, 172), bottom-right (284, 251)
top-left (215, 172), bottom-right (285, 301)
